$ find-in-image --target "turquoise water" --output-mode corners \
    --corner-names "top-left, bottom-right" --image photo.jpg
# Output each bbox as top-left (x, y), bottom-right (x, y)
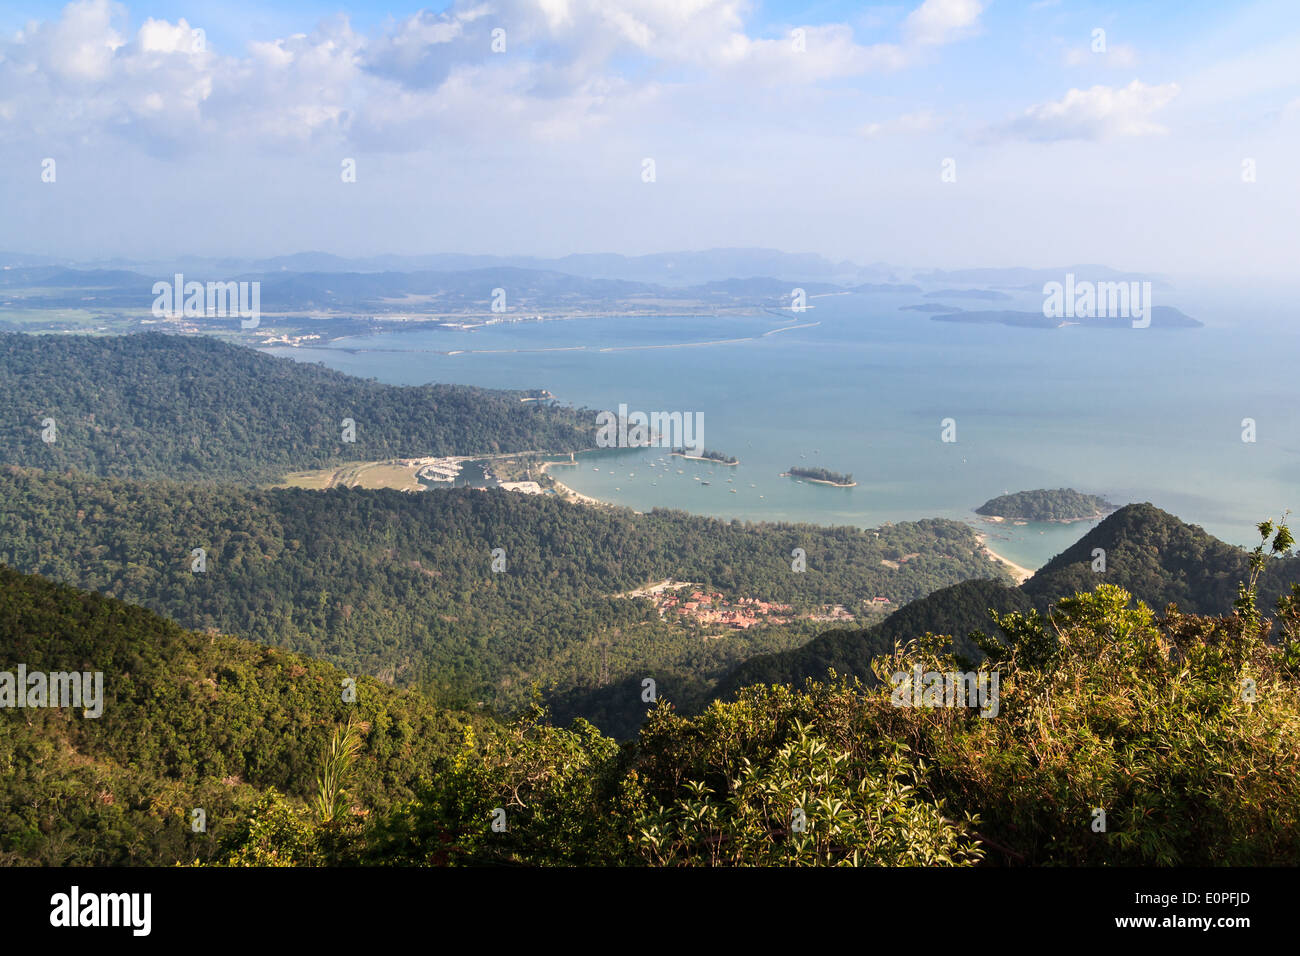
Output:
top-left (267, 289), bottom-right (1300, 570)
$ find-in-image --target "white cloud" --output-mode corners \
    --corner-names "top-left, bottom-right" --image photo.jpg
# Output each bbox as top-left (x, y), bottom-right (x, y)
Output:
top-left (19, 0), bottom-right (126, 82)
top-left (0, 0), bottom-right (981, 156)
top-left (137, 17), bottom-right (197, 54)
top-left (992, 80), bottom-right (1180, 142)
top-left (904, 0), bottom-right (983, 47)
top-left (720, 25), bottom-right (909, 85)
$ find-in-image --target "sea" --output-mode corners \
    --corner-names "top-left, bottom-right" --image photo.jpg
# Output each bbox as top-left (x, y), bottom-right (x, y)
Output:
top-left (265, 281), bottom-right (1300, 571)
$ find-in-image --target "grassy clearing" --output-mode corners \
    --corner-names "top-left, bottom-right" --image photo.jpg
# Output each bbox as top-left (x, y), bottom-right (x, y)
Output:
top-left (274, 460), bottom-right (427, 491)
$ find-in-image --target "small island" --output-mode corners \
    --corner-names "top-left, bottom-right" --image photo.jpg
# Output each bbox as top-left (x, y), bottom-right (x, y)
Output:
top-left (672, 447), bottom-right (739, 465)
top-left (785, 466), bottom-right (856, 487)
top-left (976, 488), bottom-right (1116, 523)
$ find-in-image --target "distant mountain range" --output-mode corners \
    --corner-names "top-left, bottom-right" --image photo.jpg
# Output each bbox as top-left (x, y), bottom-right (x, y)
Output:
top-left (0, 250), bottom-right (1202, 337)
top-left (2, 249), bottom-right (1170, 291)
top-left (1, 249), bottom-right (903, 287)
top-left (0, 265), bottom-right (921, 315)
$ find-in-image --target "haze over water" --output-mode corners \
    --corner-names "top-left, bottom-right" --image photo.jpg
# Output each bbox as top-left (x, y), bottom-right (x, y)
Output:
top-left (269, 288), bottom-right (1300, 570)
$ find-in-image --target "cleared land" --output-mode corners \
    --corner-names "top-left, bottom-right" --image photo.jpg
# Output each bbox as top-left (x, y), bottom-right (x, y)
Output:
top-left (277, 459), bottom-right (445, 491)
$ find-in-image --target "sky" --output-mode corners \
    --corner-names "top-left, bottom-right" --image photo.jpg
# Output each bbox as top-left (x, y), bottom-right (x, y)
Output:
top-left (2, 0), bottom-right (1299, 279)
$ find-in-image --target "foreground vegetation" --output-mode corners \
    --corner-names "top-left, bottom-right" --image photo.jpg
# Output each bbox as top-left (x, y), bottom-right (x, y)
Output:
top-left (6, 519), bottom-right (1297, 866)
top-left (0, 565), bottom-right (472, 865)
top-left (262, 523), bottom-right (1300, 866)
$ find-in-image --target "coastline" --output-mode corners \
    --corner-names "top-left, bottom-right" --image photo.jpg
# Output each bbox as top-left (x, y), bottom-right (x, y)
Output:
top-left (254, 313), bottom-right (823, 352)
top-left (670, 452), bottom-right (739, 466)
top-left (980, 511), bottom-right (1111, 525)
top-left (977, 533), bottom-right (1034, 585)
top-left (782, 472), bottom-right (857, 488)
top-left (538, 459), bottom-right (622, 509)
top-left (533, 461), bottom-right (1041, 587)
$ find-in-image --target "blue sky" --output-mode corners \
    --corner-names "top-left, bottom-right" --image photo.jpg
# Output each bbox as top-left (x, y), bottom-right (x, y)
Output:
top-left (3, 1), bottom-right (1299, 277)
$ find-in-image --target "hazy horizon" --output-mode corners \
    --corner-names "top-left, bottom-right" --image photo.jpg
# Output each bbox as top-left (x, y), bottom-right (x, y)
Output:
top-left (4, 0), bottom-right (1300, 280)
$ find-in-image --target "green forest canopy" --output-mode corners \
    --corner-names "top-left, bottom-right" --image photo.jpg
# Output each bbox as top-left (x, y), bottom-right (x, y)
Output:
top-left (720, 504), bottom-right (1300, 696)
top-left (8, 561), bottom-right (1300, 867)
top-left (0, 563), bottom-right (473, 866)
top-left (0, 332), bottom-right (597, 483)
top-left (0, 467), bottom-right (1002, 733)
top-left (976, 488), bottom-right (1115, 521)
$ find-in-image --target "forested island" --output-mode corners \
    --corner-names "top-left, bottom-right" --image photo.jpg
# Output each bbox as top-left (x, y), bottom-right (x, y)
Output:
top-left (786, 466), bottom-right (855, 487)
top-left (976, 488), bottom-right (1116, 522)
top-left (671, 447), bottom-right (738, 465)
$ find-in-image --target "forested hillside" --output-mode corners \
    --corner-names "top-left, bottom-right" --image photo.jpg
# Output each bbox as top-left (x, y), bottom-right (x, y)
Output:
top-left (7, 513), bottom-right (1300, 867)
top-left (223, 580), bottom-right (1300, 866)
top-left (0, 333), bottom-right (595, 483)
top-left (1020, 503), bottom-right (1292, 612)
top-left (717, 578), bottom-right (1031, 695)
top-left (0, 564), bottom-right (472, 866)
top-left (0, 468), bottom-right (1000, 732)
top-left (716, 504), bottom-right (1300, 695)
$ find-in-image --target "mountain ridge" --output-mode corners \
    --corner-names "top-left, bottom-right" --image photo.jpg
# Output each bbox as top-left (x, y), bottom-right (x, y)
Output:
top-left (717, 503), bottom-right (1300, 696)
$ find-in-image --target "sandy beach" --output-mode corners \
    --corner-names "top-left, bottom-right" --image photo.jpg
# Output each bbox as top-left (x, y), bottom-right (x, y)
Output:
top-left (977, 534), bottom-right (1035, 585)
top-left (538, 460), bottom-right (619, 509)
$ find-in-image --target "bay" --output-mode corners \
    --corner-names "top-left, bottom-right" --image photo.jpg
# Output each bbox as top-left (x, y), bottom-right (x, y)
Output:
top-left (266, 288), bottom-right (1300, 570)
